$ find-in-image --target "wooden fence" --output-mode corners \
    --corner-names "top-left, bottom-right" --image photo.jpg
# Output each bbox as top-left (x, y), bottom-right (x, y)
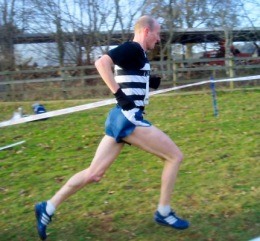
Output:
top-left (0, 57), bottom-right (259, 101)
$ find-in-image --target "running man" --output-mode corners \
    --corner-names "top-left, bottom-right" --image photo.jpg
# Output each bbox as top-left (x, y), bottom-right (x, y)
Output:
top-left (35, 15), bottom-right (189, 240)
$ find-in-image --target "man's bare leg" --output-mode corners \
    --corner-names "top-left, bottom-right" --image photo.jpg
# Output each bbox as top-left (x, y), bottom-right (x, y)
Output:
top-left (124, 125), bottom-right (189, 229)
top-left (124, 125), bottom-right (183, 205)
top-left (35, 135), bottom-right (124, 240)
top-left (50, 135), bottom-right (124, 208)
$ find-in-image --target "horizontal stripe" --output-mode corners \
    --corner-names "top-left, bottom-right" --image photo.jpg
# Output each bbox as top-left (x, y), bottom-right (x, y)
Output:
top-left (115, 69), bottom-right (150, 76)
top-left (120, 82), bottom-right (146, 89)
top-left (121, 87), bottom-right (146, 96)
top-left (128, 95), bottom-right (145, 101)
top-left (134, 100), bottom-right (145, 107)
top-left (115, 63), bottom-right (150, 71)
top-left (115, 75), bottom-right (148, 83)
top-left (142, 63), bottom-right (150, 70)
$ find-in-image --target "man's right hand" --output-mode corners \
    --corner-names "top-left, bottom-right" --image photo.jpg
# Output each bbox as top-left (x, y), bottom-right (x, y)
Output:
top-left (114, 88), bottom-right (136, 111)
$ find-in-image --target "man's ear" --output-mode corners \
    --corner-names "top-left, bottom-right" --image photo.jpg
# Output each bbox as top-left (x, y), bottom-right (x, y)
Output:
top-left (144, 27), bottom-right (149, 36)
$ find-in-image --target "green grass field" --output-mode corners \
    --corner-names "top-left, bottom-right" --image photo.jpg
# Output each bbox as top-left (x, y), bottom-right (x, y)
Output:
top-left (0, 89), bottom-right (259, 241)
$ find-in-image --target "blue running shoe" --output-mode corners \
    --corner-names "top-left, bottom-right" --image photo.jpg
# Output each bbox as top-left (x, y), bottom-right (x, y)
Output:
top-left (154, 210), bottom-right (189, 229)
top-left (35, 202), bottom-right (53, 240)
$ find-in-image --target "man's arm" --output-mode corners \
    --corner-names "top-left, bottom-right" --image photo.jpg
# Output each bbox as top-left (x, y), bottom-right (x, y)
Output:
top-left (95, 54), bottom-right (120, 94)
top-left (95, 54), bottom-right (136, 111)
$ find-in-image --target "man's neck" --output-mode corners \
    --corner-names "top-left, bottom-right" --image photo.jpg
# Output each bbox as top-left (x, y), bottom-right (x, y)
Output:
top-left (133, 36), bottom-right (146, 51)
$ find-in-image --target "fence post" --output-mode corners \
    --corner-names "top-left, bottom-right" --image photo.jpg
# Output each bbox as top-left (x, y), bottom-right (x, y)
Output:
top-left (6, 71), bottom-right (15, 101)
top-left (228, 57), bottom-right (235, 89)
top-left (60, 68), bottom-right (68, 99)
top-left (173, 61), bottom-right (178, 86)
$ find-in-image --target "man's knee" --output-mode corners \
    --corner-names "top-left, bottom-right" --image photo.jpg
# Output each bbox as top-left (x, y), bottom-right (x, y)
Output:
top-left (177, 151), bottom-right (184, 163)
top-left (86, 169), bottom-right (105, 183)
top-left (168, 150), bottom-right (184, 164)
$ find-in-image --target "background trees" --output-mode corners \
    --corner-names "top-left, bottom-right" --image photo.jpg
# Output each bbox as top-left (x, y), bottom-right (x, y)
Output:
top-left (0, 0), bottom-right (259, 70)
top-left (0, 0), bottom-right (34, 70)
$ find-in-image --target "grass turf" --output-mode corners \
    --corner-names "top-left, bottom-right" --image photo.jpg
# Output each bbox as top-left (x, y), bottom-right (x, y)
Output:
top-left (0, 89), bottom-right (259, 241)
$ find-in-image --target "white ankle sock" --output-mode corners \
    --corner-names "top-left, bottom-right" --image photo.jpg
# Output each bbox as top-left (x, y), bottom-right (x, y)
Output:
top-left (158, 204), bottom-right (171, 217)
top-left (46, 200), bottom-right (56, 216)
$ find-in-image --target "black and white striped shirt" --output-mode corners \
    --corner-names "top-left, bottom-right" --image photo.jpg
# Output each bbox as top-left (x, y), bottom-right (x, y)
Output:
top-left (107, 41), bottom-right (150, 107)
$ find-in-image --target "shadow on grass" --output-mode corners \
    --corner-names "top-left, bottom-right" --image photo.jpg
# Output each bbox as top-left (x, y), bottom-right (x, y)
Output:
top-left (1, 210), bottom-right (259, 241)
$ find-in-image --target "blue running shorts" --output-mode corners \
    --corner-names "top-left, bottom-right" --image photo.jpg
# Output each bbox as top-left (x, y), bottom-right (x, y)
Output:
top-left (105, 105), bottom-right (152, 143)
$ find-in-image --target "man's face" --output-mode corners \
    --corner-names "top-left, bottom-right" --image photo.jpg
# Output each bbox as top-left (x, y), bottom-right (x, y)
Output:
top-left (146, 22), bottom-right (161, 50)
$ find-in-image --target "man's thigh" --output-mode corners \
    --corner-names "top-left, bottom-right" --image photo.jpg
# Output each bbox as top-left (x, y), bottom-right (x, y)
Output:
top-left (89, 135), bottom-right (124, 173)
top-left (123, 125), bottom-right (182, 160)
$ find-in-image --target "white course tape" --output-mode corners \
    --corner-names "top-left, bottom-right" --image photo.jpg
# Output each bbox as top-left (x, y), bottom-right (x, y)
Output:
top-left (0, 75), bottom-right (259, 128)
top-left (150, 80), bottom-right (211, 96)
top-left (212, 75), bottom-right (260, 83)
top-left (249, 237), bottom-right (260, 241)
top-left (0, 99), bottom-right (116, 128)
top-left (0, 140), bottom-right (26, 150)
top-left (151, 75), bottom-right (260, 96)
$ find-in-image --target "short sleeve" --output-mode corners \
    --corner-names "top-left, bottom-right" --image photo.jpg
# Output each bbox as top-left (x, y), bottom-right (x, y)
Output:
top-left (107, 42), bottom-right (147, 70)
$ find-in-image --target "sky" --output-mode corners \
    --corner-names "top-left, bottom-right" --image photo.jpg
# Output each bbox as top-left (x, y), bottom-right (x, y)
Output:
top-left (243, 2), bottom-right (260, 26)
top-left (13, 1), bottom-right (260, 66)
